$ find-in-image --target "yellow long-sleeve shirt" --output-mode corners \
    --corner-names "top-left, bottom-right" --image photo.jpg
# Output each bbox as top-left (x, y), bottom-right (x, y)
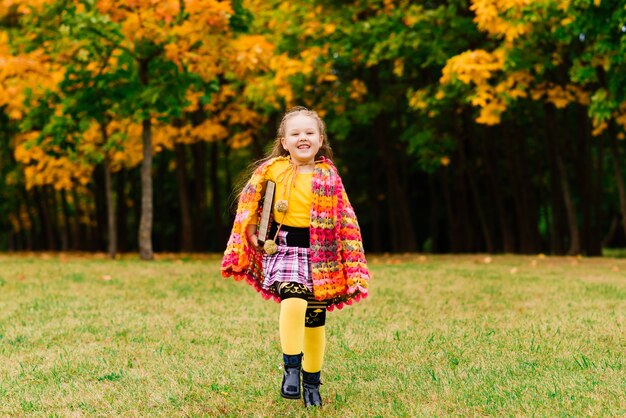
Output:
top-left (252, 158), bottom-right (313, 228)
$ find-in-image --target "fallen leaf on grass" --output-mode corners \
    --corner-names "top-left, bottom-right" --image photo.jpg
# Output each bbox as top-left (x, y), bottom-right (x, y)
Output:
top-left (100, 275), bottom-right (112, 281)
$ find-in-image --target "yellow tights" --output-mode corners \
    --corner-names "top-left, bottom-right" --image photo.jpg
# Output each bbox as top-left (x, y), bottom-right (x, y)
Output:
top-left (279, 298), bottom-right (326, 372)
top-left (303, 326), bottom-right (326, 372)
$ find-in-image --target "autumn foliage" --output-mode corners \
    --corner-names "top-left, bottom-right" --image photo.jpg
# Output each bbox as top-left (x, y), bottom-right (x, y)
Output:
top-left (2, 0), bottom-right (626, 256)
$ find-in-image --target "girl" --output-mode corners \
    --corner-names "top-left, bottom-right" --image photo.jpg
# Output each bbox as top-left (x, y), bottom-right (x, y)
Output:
top-left (221, 106), bottom-right (369, 408)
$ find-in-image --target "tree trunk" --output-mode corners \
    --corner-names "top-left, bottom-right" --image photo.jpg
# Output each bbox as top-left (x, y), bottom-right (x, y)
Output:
top-left (131, 167), bottom-right (142, 250)
top-left (192, 141), bottom-right (207, 251)
top-left (153, 152), bottom-right (169, 251)
top-left (62, 189), bottom-right (79, 250)
top-left (82, 191), bottom-right (96, 251)
top-left (138, 58), bottom-right (154, 260)
top-left (441, 167), bottom-right (461, 252)
top-left (210, 141), bottom-right (225, 250)
top-left (427, 175), bottom-right (442, 252)
top-left (104, 158), bottom-right (117, 258)
top-left (547, 106), bottom-right (580, 255)
top-left (116, 169), bottom-right (128, 253)
top-left (70, 189), bottom-right (85, 250)
top-left (92, 165), bottom-right (107, 251)
top-left (466, 162), bottom-right (494, 252)
top-left (370, 160), bottom-right (384, 253)
top-left (34, 187), bottom-right (55, 250)
top-left (591, 123), bottom-right (604, 254)
top-left (596, 67), bottom-right (626, 247)
top-left (224, 145), bottom-right (233, 199)
top-left (602, 214), bottom-right (619, 248)
top-left (607, 122), bottom-right (626, 244)
top-left (366, 66), bottom-right (416, 252)
top-left (175, 143), bottom-right (194, 252)
top-left (482, 128), bottom-right (515, 252)
top-left (8, 230), bottom-right (16, 251)
top-left (576, 109), bottom-right (602, 256)
top-left (99, 122), bottom-right (117, 258)
top-left (373, 113), bottom-right (417, 252)
top-left (59, 190), bottom-right (73, 250)
top-left (544, 111), bottom-right (566, 255)
top-left (55, 190), bottom-right (69, 251)
top-left (556, 153), bottom-right (580, 255)
top-left (460, 115), bottom-right (494, 252)
top-left (453, 150), bottom-right (475, 252)
top-left (507, 126), bottom-right (541, 254)
top-left (12, 204), bottom-right (24, 251)
top-left (222, 145), bottom-right (235, 250)
top-left (23, 191), bottom-right (35, 250)
top-left (577, 115), bottom-right (592, 255)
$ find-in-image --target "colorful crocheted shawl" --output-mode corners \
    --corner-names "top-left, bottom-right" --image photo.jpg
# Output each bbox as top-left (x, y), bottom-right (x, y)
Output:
top-left (221, 156), bottom-right (369, 311)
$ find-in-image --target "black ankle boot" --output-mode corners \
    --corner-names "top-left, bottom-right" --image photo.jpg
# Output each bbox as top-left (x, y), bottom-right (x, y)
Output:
top-left (302, 370), bottom-right (322, 407)
top-left (281, 353), bottom-right (302, 399)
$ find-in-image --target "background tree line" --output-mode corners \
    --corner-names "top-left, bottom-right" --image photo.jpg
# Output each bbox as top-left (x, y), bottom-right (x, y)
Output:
top-left (1, 0), bottom-right (625, 257)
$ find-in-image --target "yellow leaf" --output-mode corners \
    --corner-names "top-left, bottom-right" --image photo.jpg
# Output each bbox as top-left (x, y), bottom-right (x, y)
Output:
top-left (348, 79), bottom-right (368, 101)
top-left (323, 24), bottom-right (336, 35)
top-left (592, 120), bottom-right (607, 136)
top-left (440, 49), bottom-right (504, 86)
top-left (393, 59), bottom-right (404, 77)
top-left (229, 131), bottom-right (253, 149)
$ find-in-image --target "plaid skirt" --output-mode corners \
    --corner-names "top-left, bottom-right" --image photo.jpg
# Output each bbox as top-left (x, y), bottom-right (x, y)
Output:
top-left (262, 229), bottom-right (313, 292)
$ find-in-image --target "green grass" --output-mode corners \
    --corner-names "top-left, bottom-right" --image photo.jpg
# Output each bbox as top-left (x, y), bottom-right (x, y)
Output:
top-left (0, 253), bottom-right (624, 417)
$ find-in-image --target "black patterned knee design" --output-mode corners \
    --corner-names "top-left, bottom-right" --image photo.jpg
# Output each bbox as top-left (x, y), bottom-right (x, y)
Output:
top-left (305, 295), bottom-right (327, 328)
top-left (277, 282), bottom-right (309, 300)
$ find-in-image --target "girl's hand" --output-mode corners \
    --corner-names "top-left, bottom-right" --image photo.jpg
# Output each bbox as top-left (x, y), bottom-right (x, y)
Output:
top-left (246, 224), bottom-right (261, 251)
top-left (247, 233), bottom-right (261, 251)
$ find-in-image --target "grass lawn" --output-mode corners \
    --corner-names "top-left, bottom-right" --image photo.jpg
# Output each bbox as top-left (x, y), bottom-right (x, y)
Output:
top-left (0, 253), bottom-right (624, 417)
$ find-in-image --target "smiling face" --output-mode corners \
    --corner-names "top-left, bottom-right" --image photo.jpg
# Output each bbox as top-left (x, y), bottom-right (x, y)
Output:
top-left (280, 114), bottom-right (324, 164)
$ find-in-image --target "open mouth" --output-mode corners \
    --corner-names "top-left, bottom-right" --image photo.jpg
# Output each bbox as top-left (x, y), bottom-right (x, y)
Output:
top-left (297, 144), bottom-right (310, 150)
